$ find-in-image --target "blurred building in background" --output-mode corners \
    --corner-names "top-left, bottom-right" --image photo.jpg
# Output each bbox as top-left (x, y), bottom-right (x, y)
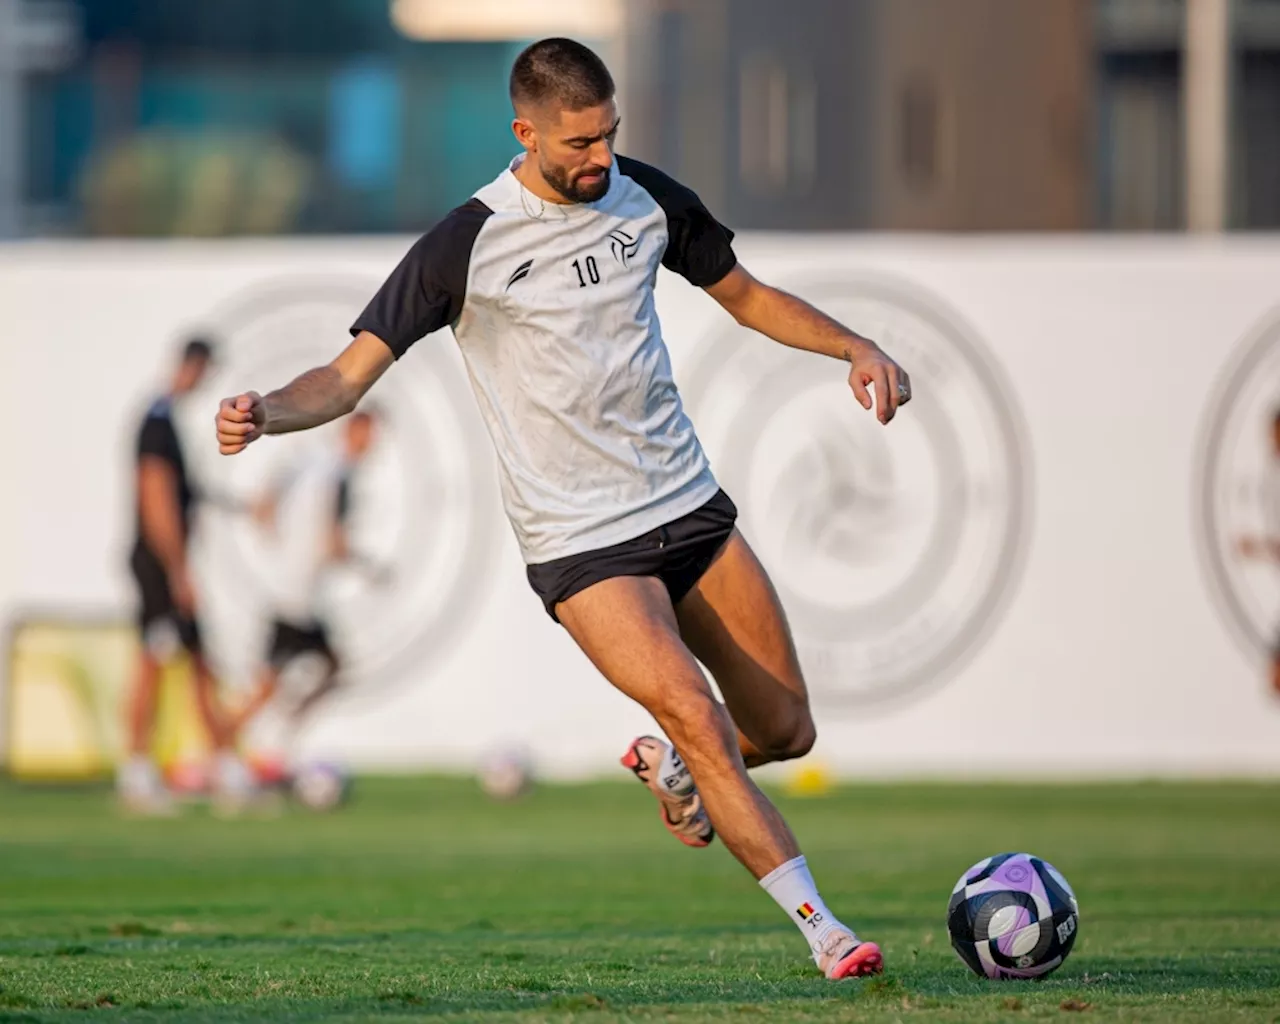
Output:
top-left (1097, 0), bottom-right (1280, 229)
top-left (2, 0), bottom-right (1278, 236)
top-left (11, 0), bottom-right (537, 236)
top-left (626, 0), bottom-right (1093, 231)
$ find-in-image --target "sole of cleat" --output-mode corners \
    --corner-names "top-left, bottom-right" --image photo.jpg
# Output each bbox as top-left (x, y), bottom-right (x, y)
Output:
top-left (827, 942), bottom-right (884, 980)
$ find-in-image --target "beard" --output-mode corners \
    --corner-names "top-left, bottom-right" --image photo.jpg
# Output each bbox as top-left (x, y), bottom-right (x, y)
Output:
top-left (541, 160), bottom-right (611, 203)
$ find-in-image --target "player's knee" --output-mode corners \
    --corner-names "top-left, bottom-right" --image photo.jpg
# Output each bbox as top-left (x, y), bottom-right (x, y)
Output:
top-left (784, 713), bottom-right (817, 760)
top-left (757, 705), bottom-right (816, 762)
top-left (655, 688), bottom-right (732, 752)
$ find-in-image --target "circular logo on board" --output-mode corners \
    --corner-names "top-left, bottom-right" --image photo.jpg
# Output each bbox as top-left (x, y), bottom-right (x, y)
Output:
top-left (1197, 306), bottom-right (1280, 661)
top-left (681, 275), bottom-right (1030, 710)
top-left (191, 278), bottom-right (500, 701)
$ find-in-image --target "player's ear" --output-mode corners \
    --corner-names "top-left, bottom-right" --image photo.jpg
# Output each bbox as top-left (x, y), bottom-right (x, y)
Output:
top-left (512, 117), bottom-right (537, 154)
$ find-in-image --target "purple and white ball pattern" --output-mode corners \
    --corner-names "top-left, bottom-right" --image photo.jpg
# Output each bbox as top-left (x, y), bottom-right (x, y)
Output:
top-left (946, 852), bottom-right (1079, 979)
top-left (291, 761), bottom-right (350, 811)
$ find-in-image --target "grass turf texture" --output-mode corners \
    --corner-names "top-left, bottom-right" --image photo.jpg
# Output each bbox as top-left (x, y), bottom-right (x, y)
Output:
top-left (0, 778), bottom-right (1277, 1023)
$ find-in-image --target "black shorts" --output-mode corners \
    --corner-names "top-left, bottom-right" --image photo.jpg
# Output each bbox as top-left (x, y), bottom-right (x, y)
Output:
top-left (129, 543), bottom-right (202, 655)
top-left (526, 489), bottom-right (738, 622)
top-left (268, 618), bottom-right (336, 668)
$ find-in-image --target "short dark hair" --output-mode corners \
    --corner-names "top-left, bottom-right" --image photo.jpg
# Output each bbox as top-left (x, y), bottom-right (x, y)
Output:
top-left (509, 38), bottom-right (614, 112)
top-left (181, 336), bottom-right (215, 362)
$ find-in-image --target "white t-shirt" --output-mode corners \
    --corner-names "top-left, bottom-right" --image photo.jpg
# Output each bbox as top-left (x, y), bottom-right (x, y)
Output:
top-left (264, 449), bottom-right (351, 623)
top-left (350, 154), bottom-right (736, 564)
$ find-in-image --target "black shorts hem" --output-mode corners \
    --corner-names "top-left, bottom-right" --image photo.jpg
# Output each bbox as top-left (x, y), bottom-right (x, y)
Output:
top-left (130, 543), bottom-right (202, 654)
top-left (268, 618), bottom-right (335, 667)
top-left (525, 490), bottom-right (738, 622)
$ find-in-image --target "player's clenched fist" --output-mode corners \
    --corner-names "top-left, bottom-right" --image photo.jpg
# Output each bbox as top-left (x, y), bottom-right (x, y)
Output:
top-left (215, 392), bottom-right (265, 455)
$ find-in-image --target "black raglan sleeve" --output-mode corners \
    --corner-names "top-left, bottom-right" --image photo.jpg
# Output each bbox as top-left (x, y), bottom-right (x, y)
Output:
top-left (350, 198), bottom-right (493, 358)
top-left (616, 156), bottom-right (737, 288)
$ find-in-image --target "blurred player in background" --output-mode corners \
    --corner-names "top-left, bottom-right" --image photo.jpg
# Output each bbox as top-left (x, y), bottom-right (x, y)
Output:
top-left (121, 337), bottom-right (256, 813)
top-left (1236, 406), bottom-right (1280, 697)
top-left (215, 39), bottom-right (909, 979)
top-left (228, 409), bottom-right (388, 762)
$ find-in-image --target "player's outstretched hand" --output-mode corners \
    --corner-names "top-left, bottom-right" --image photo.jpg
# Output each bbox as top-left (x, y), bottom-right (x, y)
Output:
top-left (848, 348), bottom-right (911, 425)
top-left (216, 392), bottom-right (265, 455)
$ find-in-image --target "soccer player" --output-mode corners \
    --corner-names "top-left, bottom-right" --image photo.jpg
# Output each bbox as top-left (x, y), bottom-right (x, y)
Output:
top-left (123, 337), bottom-right (255, 813)
top-left (214, 39), bottom-right (910, 978)
top-left (228, 409), bottom-right (386, 749)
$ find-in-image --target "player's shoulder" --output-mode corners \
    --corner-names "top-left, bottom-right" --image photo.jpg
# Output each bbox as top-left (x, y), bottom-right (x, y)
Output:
top-left (437, 196), bottom-right (494, 228)
top-left (137, 396), bottom-right (179, 457)
top-left (615, 156), bottom-right (700, 207)
top-left (408, 198), bottom-right (494, 261)
top-left (420, 197), bottom-right (494, 242)
top-left (142, 396), bottom-right (173, 424)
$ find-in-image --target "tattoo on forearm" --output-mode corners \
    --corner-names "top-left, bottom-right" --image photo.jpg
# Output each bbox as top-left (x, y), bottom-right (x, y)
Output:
top-left (765, 288), bottom-right (874, 363)
top-left (263, 366), bottom-right (355, 435)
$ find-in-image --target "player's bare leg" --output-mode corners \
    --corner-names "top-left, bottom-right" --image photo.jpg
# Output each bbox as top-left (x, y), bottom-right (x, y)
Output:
top-left (191, 655), bottom-right (262, 814)
top-left (622, 529), bottom-right (811, 839)
top-left (118, 650), bottom-right (174, 814)
top-left (669, 529), bottom-right (881, 976)
top-left (227, 664), bottom-right (283, 740)
top-left (228, 652), bottom-right (339, 746)
top-left (675, 530), bottom-right (815, 768)
top-left (560, 577), bottom-right (796, 872)
top-left (227, 653), bottom-right (339, 801)
top-left (292, 676), bottom-right (338, 723)
top-left (127, 651), bottom-right (163, 757)
top-left (558, 577), bottom-right (881, 978)
top-left (292, 652), bottom-right (341, 724)
top-left (191, 656), bottom-right (232, 750)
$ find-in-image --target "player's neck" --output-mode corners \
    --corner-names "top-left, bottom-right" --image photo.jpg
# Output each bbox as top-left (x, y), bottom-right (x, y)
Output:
top-left (512, 157), bottom-right (576, 207)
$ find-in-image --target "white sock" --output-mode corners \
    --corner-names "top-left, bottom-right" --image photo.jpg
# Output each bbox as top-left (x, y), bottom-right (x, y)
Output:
top-left (214, 752), bottom-right (254, 794)
top-left (759, 855), bottom-right (857, 959)
top-left (118, 754), bottom-right (161, 794)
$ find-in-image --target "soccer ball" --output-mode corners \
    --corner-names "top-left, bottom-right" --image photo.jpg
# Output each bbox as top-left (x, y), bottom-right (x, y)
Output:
top-left (477, 747), bottom-right (534, 800)
top-left (947, 852), bottom-right (1079, 979)
top-left (291, 762), bottom-right (350, 811)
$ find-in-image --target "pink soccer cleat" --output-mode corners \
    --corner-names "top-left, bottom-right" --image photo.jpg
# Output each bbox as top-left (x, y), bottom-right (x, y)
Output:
top-left (620, 736), bottom-right (715, 848)
top-left (818, 934), bottom-right (884, 980)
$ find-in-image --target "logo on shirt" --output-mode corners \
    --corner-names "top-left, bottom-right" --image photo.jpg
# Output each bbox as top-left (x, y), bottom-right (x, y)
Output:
top-left (506, 258), bottom-right (534, 291)
top-left (1196, 305), bottom-right (1280, 666)
top-left (681, 274), bottom-right (1028, 712)
top-left (609, 228), bottom-right (641, 268)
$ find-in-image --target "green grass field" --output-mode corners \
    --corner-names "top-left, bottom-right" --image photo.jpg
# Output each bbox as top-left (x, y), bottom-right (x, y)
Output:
top-left (0, 777), bottom-right (1277, 1023)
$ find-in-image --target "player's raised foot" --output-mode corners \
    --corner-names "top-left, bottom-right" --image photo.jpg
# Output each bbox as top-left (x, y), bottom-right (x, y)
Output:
top-left (818, 933), bottom-right (884, 980)
top-left (620, 736), bottom-right (714, 848)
